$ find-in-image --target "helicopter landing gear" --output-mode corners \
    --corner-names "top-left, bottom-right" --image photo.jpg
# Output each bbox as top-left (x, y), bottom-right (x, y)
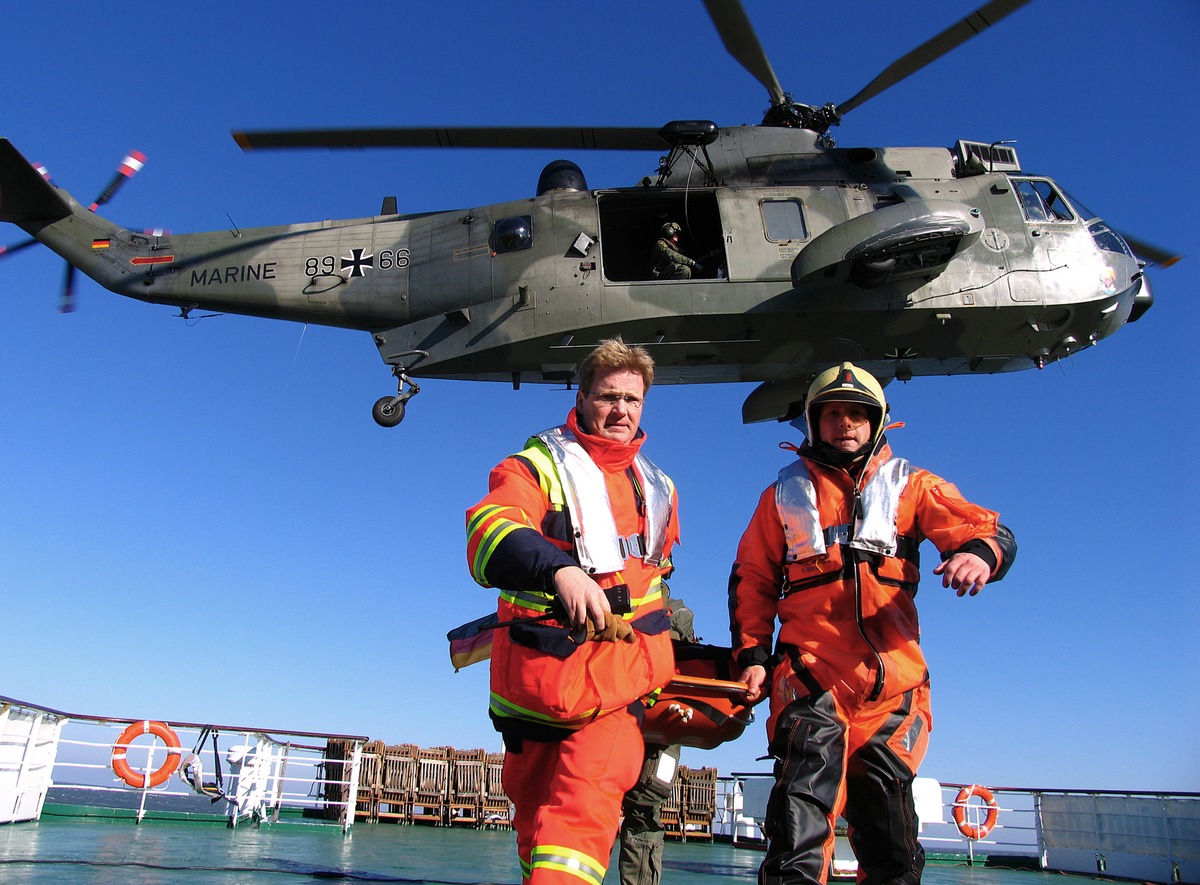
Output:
top-left (372, 396), bottom-right (406, 427)
top-left (372, 367), bottom-right (421, 428)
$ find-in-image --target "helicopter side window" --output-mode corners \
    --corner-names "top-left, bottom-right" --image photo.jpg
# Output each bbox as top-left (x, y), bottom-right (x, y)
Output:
top-left (491, 216), bottom-right (533, 254)
top-left (1015, 181), bottom-right (1050, 222)
top-left (761, 199), bottom-right (808, 242)
top-left (1040, 184), bottom-right (1075, 221)
top-left (1014, 179), bottom-right (1075, 223)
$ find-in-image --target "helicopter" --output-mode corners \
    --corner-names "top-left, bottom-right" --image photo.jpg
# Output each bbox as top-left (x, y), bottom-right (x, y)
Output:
top-left (0, 0), bottom-right (1178, 429)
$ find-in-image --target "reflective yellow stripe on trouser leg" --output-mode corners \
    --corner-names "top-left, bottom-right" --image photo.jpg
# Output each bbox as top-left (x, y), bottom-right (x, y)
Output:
top-left (529, 844), bottom-right (606, 885)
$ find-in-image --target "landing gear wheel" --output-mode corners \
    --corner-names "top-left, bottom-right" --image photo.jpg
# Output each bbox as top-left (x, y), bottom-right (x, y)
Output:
top-left (372, 358), bottom-right (424, 428)
top-left (372, 396), bottom-right (406, 428)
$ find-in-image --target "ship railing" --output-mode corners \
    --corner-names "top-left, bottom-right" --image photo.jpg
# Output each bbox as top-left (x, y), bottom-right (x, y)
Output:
top-left (938, 782), bottom-right (1200, 884)
top-left (719, 773), bottom-right (1199, 885)
top-left (0, 694), bottom-right (367, 833)
top-left (726, 773), bottom-right (1067, 859)
top-left (919, 781), bottom-right (1038, 861)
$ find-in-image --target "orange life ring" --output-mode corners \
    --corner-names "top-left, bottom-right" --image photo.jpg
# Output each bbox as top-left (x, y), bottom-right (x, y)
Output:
top-left (953, 783), bottom-right (999, 839)
top-left (111, 720), bottom-right (183, 788)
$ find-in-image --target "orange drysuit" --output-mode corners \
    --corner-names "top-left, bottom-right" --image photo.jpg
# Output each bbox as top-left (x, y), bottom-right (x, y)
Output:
top-left (730, 435), bottom-right (1015, 885)
top-left (466, 408), bottom-right (678, 885)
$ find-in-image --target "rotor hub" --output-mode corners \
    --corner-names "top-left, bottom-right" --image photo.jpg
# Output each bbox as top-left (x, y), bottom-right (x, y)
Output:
top-left (762, 101), bottom-right (841, 134)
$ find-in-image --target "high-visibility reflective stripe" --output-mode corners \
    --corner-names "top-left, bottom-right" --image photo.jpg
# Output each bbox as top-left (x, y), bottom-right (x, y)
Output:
top-left (530, 844), bottom-right (606, 885)
top-left (466, 503), bottom-right (504, 538)
top-left (469, 507), bottom-right (526, 585)
top-left (628, 576), bottom-right (664, 611)
top-left (498, 588), bottom-right (555, 612)
top-left (497, 577), bottom-right (662, 618)
top-left (472, 522), bottom-right (523, 585)
top-left (489, 692), bottom-right (597, 728)
top-left (520, 443), bottom-right (563, 505)
top-left (467, 504), bottom-right (508, 579)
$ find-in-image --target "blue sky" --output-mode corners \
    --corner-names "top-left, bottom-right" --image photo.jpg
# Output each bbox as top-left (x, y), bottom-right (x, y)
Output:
top-left (2, 1), bottom-right (1196, 793)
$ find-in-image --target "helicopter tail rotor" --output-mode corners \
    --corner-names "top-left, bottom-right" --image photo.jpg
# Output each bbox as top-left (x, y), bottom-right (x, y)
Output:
top-left (0, 147), bottom-right (147, 313)
top-left (88, 150), bottom-right (146, 212)
top-left (59, 150), bottom-right (147, 312)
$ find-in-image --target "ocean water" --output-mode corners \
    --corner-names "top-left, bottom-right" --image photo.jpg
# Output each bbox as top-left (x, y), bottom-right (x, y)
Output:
top-left (0, 816), bottom-right (1062, 885)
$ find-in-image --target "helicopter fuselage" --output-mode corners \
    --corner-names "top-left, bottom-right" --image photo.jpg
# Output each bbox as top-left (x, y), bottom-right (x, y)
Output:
top-left (1, 127), bottom-right (1148, 423)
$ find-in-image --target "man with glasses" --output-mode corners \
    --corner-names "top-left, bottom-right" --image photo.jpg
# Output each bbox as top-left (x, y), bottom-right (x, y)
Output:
top-left (466, 336), bottom-right (680, 885)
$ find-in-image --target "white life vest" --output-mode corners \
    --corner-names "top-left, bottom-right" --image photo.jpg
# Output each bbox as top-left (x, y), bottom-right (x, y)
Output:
top-left (535, 426), bottom-right (673, 573)
top-left (775, 456), bottom-right (911, 562)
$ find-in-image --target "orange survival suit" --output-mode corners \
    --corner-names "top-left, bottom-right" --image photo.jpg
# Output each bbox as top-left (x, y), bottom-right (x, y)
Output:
top-left (466, 408), bottom-right (678, 885)
top-left (730, 433), bottom-right (1015, 885)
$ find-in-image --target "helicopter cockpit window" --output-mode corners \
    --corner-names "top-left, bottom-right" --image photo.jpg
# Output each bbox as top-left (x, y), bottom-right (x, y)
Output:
top-left (1088, 220), bottom-right (1134, 258)
top-left (761, 199), bottom-right (808, 242)
top-left (1063, 190), bottom-right (1099, 222)
top-left (1058, 190), bottom-right (1131, 256)
top-left (490, 216), bottom-right (533, 254)
top-left (1013, 179), bottom-right (1075, 223)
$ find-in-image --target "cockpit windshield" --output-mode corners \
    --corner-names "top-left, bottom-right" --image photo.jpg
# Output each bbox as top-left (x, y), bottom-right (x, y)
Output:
top-left (1062, 189), bottom-right (1100, 222)
top-left (1060, 188), bottom-right (1134, 257)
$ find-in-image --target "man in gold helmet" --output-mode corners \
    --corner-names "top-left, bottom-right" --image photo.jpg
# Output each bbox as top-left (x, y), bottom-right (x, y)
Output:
top-left (729, 361), bottom-right (1016, 885)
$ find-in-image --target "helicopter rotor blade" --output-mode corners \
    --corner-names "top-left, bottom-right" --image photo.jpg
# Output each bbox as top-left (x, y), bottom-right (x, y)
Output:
top-left (0, 236), bottom-right (40, 259)
top-left (837, 0), bottom-right (1031, 116)
top-left (89, 150), bottom-right (146, 211)
top-left (1119, 232), bottom-right (1182, 269)
top-left (701, 0), bottom-right (787, 109)
top-left (58, 262), bottom-right (78, 314)
top-left (233, 126), bottom-right (667, 153)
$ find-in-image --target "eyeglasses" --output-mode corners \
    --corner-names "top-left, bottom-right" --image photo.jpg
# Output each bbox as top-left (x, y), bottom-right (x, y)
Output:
top-left (585, 390), bottom-right (644, 410)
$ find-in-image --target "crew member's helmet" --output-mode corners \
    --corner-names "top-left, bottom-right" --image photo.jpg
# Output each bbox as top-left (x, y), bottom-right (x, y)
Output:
top-left (660, 222), bottom-right (681, 239)
top-left (802, 361), bottom-right (888, 460)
